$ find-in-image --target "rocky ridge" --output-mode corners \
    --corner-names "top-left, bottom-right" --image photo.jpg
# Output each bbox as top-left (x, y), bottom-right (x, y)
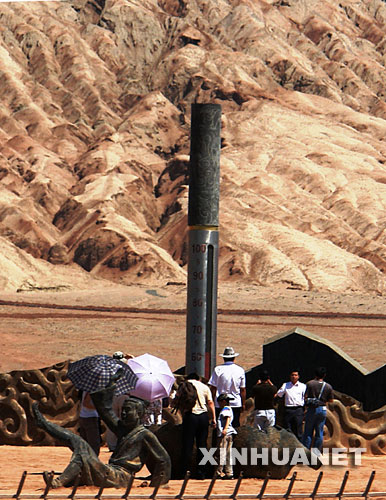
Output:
top-left (0, 0), bottom-right (385, 294)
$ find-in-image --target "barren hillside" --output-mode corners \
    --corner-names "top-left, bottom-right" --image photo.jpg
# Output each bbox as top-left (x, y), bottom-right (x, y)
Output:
top-left (0, 0), bottom-right (386, 294)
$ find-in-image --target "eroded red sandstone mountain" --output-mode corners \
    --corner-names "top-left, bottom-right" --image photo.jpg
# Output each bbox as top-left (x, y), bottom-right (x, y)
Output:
top-left (0, 0), bottom-right (385, 294)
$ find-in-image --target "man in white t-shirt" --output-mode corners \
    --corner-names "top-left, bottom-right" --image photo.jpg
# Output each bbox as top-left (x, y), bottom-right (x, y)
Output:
top-left (209, 346), bottom-right (246, 428)
top-left (276, 369), bottom-right (306, 440)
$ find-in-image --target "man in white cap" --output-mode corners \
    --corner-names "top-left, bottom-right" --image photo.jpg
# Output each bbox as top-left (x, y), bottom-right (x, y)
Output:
top-left (209, 346), bottom-right (246, 428)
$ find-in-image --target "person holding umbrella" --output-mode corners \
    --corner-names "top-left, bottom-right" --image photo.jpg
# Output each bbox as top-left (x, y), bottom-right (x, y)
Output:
top-left (127, 353), bottom-right (175, 402)
top-left (78, 391), bottom-right (101, 456)
top-left (67, 354), bottom-right (138, 454)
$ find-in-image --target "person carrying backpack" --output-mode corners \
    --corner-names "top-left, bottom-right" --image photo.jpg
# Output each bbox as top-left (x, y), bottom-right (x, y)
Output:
top-left (178, 373), bottom-right (216, 480)
top-left (302, 367), bottom-right (334, 451)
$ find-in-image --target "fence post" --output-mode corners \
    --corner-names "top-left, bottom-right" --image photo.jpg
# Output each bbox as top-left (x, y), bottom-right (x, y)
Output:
top-left (69, 474), bottom-right (81, 499)
top-left (14, 471), bottom-right (27, 499)
top-left (362, 471), bottom-right (375, 500)
top-left (122, 473), bottom-right (135, 499)
top-left (337, 471), bottom-right (349, 500)
top-left (231, 472), bottom-right (243, 500)
top-left (258, 473), bottom-right (270, 499)
top-left (176, 472), bottom-right (190, 500)
top-left (284, 472), bottom-right (296, 500)
top-left (41, 471), bottom-right (54, 499)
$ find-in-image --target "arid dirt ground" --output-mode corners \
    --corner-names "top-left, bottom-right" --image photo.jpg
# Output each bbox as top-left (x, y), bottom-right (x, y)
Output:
top-left (0, 283), bottom-right (386, 494)
top-left (0, 447), bottom-right (385, 497)
top-left (1, 283), bottom-right (386, 373)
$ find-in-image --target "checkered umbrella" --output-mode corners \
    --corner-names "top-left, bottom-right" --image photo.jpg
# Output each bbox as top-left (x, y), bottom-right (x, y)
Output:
top-left (67, 355), bottom-right (138, 395)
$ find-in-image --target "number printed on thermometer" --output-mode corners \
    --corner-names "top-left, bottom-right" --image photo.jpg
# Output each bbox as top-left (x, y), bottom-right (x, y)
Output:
top-left (192, 244), bottom-right (207, 253)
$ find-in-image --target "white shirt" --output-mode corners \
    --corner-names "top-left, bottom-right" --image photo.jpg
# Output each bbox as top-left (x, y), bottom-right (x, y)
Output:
top-left (106, 394), bottom-right (129, 451)
top-left (143, 399), bottom-right (163, 426)
top-left (217, 406), bottom-right (237, 437)
top-left (276, 381), bottom-right (306, 407)
top-left (209, 361), bottom-right (246, 408)
top-left (79, 392), bottom-right (99, 418)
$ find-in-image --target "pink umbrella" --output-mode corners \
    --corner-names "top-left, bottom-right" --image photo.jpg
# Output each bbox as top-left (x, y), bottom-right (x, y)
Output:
top-left (127, 353), bottom-right (175, 402)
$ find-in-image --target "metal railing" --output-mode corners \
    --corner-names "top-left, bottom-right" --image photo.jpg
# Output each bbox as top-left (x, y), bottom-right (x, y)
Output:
top-left (1, 470), bottom-right (385, 500)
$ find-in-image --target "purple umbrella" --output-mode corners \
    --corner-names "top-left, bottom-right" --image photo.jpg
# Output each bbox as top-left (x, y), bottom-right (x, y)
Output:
top-left (127, 353), bottom-right (175, 402)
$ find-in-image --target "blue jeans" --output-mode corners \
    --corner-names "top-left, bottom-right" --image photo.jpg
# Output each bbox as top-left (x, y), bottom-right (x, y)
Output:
top-left (302, 406), bottom-right (326, 450)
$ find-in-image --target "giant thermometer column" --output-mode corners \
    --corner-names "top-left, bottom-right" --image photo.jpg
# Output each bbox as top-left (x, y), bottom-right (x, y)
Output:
top-left (186, 103), bottom-right (221, 379)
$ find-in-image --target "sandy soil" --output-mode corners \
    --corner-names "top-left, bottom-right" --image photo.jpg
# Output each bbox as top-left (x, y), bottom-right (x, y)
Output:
top-left (1, 283), bottom-right (386, 373)
top-left (1, 283), bottom-right (386, 494)
top-left (0, 446), bottom-right (385, 497)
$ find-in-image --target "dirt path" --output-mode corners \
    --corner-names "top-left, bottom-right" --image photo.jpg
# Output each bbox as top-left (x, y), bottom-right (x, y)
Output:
top-left (1, 295), bottom-right (386, 373)
top-left (0, 446), bottom-right (385, 497)
top-left (1, 285), bottom-right (386, 494)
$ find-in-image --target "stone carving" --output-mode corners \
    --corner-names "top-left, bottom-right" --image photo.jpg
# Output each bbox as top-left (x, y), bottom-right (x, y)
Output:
top-left (232, 425), bottom-right (321, 479)
top-left (324, 392), bottom-right (386, 455)
top-left (0, 361), bottom-right (78, 445)
top-left (151, 422), bottom-right (320, 479)
top-left (1, 358), bottom-right (386, 457)
top-left (33, 378), bottom-right (171, 488)
top-left (243, 393), bottom-right (386, 456)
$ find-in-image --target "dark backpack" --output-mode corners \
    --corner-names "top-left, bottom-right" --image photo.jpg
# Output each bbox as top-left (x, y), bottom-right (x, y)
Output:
top-left (171, 380), bottom-right (199, 414)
